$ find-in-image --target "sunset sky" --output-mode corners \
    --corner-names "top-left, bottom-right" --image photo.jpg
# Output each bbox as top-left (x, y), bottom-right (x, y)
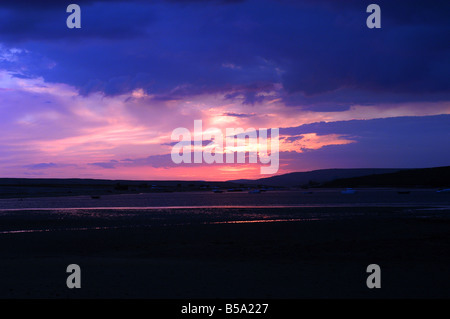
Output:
top-left (0, 0), bottom-right (449, 181)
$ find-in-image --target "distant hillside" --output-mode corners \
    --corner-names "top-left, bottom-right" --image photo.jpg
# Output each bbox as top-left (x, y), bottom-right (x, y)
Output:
top-left (321, 166), bottom-right (450, 188)
top-left (230, 168), bottom-right (403, 187)
top-left (0, 178), bottom-right (240, 198)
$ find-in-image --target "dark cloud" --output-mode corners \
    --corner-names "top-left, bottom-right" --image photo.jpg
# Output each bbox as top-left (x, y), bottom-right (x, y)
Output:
top-left (281, 135), bottom-right (304, 143)
top-left (222, 112), bottom-right (255, 118)
top-left (0, 2), bottom-right (155, 42)
top-left (0, 1), bottom-right (123, 8)
top-left (89, 160), bottom-right (119, 169)
top-left (299, 0), bottom-right (450, 26)
top-left (0, 0), bottom-right (246, 8)
top-left (281, 114), bottom-right (450, 137)
top-left (125, 154), bottom-right (179, 169)
top-left (224, 82), bottom-right (276, 105)
top-left (281, 88), bottom-right (450, 111)
top-left (276, 0), bottom-right (450, 101)
top-left (279, 114), bottom-right (450, 169)
top-left (23, 163), bottom-right (77, 170)
top-left (0, 0), bottom-right (448, 109)
top-left (24, 162), bottom-right (58, 170)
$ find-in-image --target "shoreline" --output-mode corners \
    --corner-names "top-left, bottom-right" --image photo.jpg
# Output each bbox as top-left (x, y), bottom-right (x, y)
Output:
top-left (0, 186), bottom-right (447, 200)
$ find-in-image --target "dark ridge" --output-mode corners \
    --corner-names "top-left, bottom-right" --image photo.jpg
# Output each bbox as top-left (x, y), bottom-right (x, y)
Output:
top-left (321, 166), bottom-right (450, 188)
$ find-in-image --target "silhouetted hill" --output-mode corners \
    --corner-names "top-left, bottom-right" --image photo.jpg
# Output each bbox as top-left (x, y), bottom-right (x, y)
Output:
top-left (321, 166), bottom-right (450, 188)
top-left (230, 168), bottom-right (403, 187)
top-left (0, 178), bottom-right (240, 198)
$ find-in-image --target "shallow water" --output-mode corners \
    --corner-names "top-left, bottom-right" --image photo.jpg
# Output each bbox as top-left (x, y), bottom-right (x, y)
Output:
top-left (0, 189), bottom-right (448, 234)
top-left (0, 189), bottom-right (448, 210)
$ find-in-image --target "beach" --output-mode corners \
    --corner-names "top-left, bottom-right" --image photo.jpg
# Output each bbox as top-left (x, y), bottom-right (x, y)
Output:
top-left (0, 190), bottom-right (449, 299)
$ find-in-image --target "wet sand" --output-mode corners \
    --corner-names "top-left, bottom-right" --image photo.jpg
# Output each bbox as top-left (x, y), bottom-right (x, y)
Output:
top-left (0, 206), bottom-right (449, 299)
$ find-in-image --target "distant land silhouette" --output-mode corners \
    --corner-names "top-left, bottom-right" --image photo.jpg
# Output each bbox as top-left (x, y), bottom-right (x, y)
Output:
top-left (230, 168), bottom-right (404, 187)
top-left (321, 166), bottom-right (450, 188)
top-left (0, 179), bottom-right (239, 199)
top-left (232, 166), bottom-right (450, 188)
top-left (0, 166), bottom-right (448, 198)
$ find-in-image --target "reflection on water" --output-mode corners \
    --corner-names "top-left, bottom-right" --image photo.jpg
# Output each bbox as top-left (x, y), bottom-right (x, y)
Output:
top-left (0, 189), bottom-right (449, 210)
top-left (208, 218), bottom-right (319, 224)
top-left (0, 226), bottom-right (126, 234)
top-left (0, 189), bottom-right (448, 234)
top-left (0, 218), bottom-right (324, 234)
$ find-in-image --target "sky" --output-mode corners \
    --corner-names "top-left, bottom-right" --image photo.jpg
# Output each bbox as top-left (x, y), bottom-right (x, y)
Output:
top-left (0, 0), bottom-right (449, 181)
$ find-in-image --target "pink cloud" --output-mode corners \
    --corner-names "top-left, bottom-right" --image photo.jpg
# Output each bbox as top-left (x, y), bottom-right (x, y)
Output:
top-left (1, 70), bottom-right (449, 180)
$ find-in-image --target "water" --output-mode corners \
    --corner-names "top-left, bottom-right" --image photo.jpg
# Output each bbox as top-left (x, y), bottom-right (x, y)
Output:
top-left (0, 189), bottom-right (448, 234)
top-left (0, 188), bottom-right (448, 210)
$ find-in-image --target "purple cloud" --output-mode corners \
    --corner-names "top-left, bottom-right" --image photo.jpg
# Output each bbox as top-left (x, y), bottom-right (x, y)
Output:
top-left (0, 0), bottom-right (446, 110)
top-left (23, 163), bottom-right (77, 170)
top-left (88, 160), bottom-right (119, 169)
top-left (279, 114), bottom-right (450, 170)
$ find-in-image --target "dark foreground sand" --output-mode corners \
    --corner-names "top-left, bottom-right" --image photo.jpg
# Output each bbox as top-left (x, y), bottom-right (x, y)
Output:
top-left (0, 207), bottom-right (449, 299)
